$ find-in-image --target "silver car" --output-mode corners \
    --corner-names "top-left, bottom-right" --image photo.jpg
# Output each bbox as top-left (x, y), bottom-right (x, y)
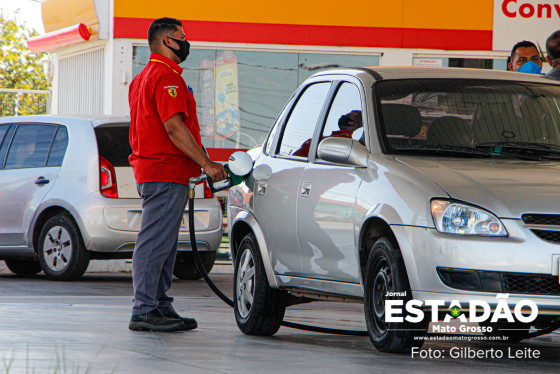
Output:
top-left (228, 67), bottom-right (560, 352)
top-left (0, 115), bottom-right (222, 281)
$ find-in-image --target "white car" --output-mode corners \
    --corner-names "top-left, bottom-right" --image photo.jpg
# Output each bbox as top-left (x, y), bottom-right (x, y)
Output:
top-left (0, 115), bottom-right (222, 281)
top-left (228, 67), bottom-right (560, 352)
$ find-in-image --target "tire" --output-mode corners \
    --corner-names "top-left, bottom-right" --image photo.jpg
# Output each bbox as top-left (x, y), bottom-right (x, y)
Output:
top-left (4, 260), bottom-right (42, 275)
top-left (37, 215), bottom-right (90, 281)
top-left (364, 237), bottom-right (428, 353)
top-left (234, 233), bottom-right (287, 336)
top-left (479, 321), bottom-right (531, 343)
top-left (173, 251), bottom-right (216, 280)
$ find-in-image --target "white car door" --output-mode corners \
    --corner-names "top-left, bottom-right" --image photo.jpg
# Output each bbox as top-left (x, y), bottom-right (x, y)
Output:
top-left (0, 124), bottom-right (67, 246)
top-left (254, 82), bottom-right (332, 277)
top-left (297, 82), bottom-right (365, 283)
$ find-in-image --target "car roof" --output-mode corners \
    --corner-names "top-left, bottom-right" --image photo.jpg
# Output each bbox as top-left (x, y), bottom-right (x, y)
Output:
top-left (313, 66), bottom-right (560, 84)
top-left (0, 114), bottom-right (130, 127)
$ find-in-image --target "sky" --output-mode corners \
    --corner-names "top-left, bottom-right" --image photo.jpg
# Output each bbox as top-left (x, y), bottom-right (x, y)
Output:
top-left (0, 0), bottom-right (45, 33)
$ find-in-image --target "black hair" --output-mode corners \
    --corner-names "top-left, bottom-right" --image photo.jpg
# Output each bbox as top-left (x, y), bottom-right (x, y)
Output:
top-left (338, 114), bottom-right (352, 129)
top-left (147, 17), bottom-right (182, 47)
top-left (546, 30), bottom-right (560, 61)
top-left (510, 40), bottom-right (538, 61)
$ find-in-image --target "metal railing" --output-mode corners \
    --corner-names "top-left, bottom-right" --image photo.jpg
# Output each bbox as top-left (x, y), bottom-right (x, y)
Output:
top-left (0, 88), bottom-right (51, 117)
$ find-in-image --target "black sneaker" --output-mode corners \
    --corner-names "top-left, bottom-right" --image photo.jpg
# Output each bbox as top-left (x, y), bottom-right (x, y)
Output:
top-left (129, 309), bottom-right (183, 332)
top-left (160, 308), bottom-right (198, 331)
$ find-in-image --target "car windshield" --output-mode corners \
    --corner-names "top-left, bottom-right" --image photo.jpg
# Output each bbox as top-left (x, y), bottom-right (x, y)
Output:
top-left (375, 79), bottom-right (560, 160)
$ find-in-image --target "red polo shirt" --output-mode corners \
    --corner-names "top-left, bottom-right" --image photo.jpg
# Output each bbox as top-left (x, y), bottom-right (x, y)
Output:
top-left (128, 53), bottom-right (202, 185)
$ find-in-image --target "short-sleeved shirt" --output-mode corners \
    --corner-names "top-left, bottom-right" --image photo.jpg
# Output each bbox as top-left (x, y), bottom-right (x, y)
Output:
top-left (128, 53), bottom-right (202, 185)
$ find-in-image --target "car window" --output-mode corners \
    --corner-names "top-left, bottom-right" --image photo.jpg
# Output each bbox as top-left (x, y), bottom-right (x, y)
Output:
top-left (47, 127), bottom-right (69, 166)
top-left (0, 125), bottom-right (9, 146)
top-left (4, 124), bottom-right (57, 169)
top-left (264, 119), bottom-right (281, 156)
top-left (263, 95), bottom-right (296, 156)
top-left (277, 82), bottom-right (331, 158)
top-left (319, 83), bottom-right (364, 151)
top-left (0, 124), bottom-right (13, 168)
top-left (95, 125), bottom-right (132, 167)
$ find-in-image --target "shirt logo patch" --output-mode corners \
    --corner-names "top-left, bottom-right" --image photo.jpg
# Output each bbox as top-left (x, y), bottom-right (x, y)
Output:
top-left (164, 85), bottom-right (179, 98)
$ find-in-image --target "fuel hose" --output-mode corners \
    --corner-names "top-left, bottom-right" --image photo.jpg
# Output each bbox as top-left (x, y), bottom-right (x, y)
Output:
top-left (187, 189), bottom-right (368, 336)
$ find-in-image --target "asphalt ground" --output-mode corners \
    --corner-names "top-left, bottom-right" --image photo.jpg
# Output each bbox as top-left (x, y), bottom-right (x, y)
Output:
top-left (0, 265), bottom-right (559, 373)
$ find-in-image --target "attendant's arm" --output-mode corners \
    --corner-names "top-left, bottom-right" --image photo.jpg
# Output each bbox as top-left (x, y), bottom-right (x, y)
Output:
top-left (163, 113), bottom-right (227, 181)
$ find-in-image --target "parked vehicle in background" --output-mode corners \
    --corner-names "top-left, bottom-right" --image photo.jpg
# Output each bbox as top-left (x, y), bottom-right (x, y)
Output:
top-left (228, 67), bottom-right (560, 352)
top-left (0, 116), bottom-right (222, 281)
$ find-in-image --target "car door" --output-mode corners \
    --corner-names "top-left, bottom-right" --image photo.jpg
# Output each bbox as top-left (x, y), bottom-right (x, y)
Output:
top-left (253, 81), bottom-right (332, 276)
top-left (0, 123), bottom-right (67, 246)
top-left (297, 81), bottom-right (366, 283)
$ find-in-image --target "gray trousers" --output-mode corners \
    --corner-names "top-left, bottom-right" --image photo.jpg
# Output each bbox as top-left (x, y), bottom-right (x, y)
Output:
top-left (132, 182), bottom-right (189, 315)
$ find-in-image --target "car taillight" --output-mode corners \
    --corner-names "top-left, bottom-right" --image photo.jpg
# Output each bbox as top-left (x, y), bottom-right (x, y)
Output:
top-left (99, 156), bottom-right (118, 198)
top-left (203, 179), bottom-right (213, 198)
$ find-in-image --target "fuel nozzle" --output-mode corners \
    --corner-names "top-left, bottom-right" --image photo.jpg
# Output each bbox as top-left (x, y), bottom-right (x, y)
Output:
top-left (204, 151), bottom-right (254, 193)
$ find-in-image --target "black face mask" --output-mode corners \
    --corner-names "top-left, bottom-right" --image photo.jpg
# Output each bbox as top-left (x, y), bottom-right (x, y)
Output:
top-left (165, 37), bottom-right (190, 63)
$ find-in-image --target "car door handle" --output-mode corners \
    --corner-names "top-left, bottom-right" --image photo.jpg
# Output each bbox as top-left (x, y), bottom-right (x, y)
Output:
top-left (301, 182), bottom-right (312, 197)
top-left (35, 177), bottom-right (50, 186)
top-left (257, 181), bottom-right (267, 195)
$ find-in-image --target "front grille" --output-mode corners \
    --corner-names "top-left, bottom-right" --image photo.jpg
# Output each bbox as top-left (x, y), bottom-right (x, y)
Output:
top-left (503, 273), bottom-right (560, 295)
top-left (531, 230), bottom-right (560, 243)
top-left (522, 214), bottom-right (560, 226)
top-left (437, 267), bottom-right (560, 295)
top-left (522, 214), bottom-right (560, 244)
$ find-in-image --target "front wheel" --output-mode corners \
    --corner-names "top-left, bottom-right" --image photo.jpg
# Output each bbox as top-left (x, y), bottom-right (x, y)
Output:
top-left (37, 215), bottom-right (90, 281)
top-left (364, 237), bottom-right (428, 353)
top-left (234, 233), bottom-right (287, 336)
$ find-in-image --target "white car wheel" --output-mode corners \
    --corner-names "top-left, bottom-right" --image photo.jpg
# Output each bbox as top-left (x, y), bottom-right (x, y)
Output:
top-left (38, 215), bottom-right (90, 281)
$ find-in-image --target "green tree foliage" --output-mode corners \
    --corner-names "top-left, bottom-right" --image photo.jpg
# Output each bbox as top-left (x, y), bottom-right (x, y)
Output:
top-left (0, 12), bottom-right (51, 115)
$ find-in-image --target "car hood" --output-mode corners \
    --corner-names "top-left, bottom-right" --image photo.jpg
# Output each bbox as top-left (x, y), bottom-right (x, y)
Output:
top-left (395, 156), bottom-right (560, 218)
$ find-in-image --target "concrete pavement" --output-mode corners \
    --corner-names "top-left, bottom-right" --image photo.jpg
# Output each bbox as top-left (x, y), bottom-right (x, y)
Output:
top-left (1, 266), bottom-right (559, 373)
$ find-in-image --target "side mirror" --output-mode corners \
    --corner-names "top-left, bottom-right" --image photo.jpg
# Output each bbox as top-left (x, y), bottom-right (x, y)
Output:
top-left (317, 137), bottom-right (368, 167)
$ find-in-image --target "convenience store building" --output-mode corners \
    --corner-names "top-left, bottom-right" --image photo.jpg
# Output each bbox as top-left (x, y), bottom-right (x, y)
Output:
top-left (30, 0), bottom-right (558, 160)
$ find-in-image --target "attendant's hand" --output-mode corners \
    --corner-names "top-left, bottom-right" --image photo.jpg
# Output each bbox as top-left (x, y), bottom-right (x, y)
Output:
top-left (204, 161), bottom-right (228, 182)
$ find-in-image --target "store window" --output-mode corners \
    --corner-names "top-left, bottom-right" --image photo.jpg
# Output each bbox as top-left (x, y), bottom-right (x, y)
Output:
top-left (413, 57), bottom-right (508, 71)
top-left (132, 47), bottom-right (379, 153)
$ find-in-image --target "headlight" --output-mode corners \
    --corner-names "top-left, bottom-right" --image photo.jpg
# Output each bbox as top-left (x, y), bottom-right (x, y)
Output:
top-left (430, 200), bottom-right (508, 236)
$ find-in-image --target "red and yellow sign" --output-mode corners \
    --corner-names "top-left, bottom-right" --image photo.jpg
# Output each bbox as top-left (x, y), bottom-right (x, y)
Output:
top-left (113, 0), bottom-right (494, 50)
top-left (493, 0), bottom-right (560, 51)
top-left (42, 0), bottom-right (99, 39)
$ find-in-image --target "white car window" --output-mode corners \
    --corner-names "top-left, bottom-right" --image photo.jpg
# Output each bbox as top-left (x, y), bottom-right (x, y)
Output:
top-left (5, 124), bottom-right (57, 169)
top-left (47, 127), bottom-right (69, 167)
top-left (95, 126), bottom-right (132, 166)
top-left (277, 82), bottom-right (331, 158)
top-left (320, 83), bottom-right (364, 150)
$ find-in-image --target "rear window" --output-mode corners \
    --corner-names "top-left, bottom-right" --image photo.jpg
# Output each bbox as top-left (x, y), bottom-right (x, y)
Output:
top-left (95, 125), bottom-right (132, 167)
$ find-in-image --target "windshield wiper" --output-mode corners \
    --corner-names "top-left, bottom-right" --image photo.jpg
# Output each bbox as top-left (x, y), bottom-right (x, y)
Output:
top-left (396, 144), bottom-right (546, 160)
top-left (477, 142), bottom-right (560, 160)
top-left (395, 145), bottom-right (493, 157)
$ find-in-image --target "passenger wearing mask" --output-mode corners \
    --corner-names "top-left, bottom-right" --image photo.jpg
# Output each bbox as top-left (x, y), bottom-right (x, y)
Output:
top-left (508, 40), bottom-right (543, 75)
